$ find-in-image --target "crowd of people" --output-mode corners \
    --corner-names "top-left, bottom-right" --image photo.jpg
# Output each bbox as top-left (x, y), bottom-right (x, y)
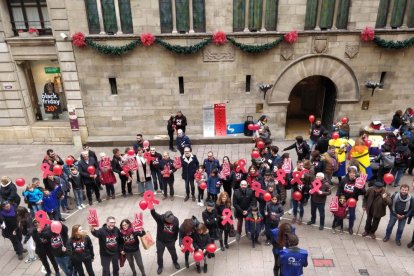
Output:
top-left (0, 111), bottom-right (414, 276)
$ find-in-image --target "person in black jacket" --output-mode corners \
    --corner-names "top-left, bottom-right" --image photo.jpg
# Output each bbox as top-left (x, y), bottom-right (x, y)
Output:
top-left (178, 218), bottom-right (197, 269)
top-left (233, 180), bottom-right (257, 241)
top-left (68, 166), bottom-right (85, 209)
top-left (32, 221), bottom-right (60, 275)
top-left (283, 136), bottom-right (310, 161)
top-left (167, 115), bottom-right (177, 152)
top-left (315, 131), bottom-right (330, 154)
top-left (216, 191), bottom-right (233, 249)
top-left (133, 134), bottom-right (144, 154)
top-left (149, 147), bottom-right (164, 193)
top-left (391, 110), bottom-right (404, 130)
top-left (0, 201), bottom-right (25, 260)
top-left (202, 200), bottom-right (224, 251)
top-left (174, 110), bottom-right (187, 133)
top-left (159, 152), bottom-right (177, 200)
top-left (181, 147), bottom-right (200, 202)
top-left (0, 176), bottom-right (20, 206)
top-left (49, 222), bottom-right (72, 275)
top-left (17, 206), bottom-right (36, 263)
top-left (119, 219), bottom-right (146, 276)
top-left (111, 148), bottom-right (133, 197)
top-left (78, 151), bottom-right (101, 205)
top-left (91, 216), bottom-right (123, 276)
top-left (193, 223), bottom-right (212, 273)
top-left (67, 224), bottom-right (95, 276)
top-left (150, 207), bottom-right (180, 275)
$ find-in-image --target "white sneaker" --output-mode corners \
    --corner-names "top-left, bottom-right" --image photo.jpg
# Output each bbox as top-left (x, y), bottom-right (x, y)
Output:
top-left (287, 208), bottom-right (293, 215)
top-left (200, 202), bottom-right (204, 207)
top-left (81, 204), bottom-right (86, 208)
top-left (41, 265), bottom-right (47, 274)
top-left (77, 206), bottom-right (82, 210)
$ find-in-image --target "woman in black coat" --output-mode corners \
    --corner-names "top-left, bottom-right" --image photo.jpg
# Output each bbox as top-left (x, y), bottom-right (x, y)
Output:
top-left (391, 110), bottom-right (404, 130)
top-left (0, 176), bottom-right (20, 206)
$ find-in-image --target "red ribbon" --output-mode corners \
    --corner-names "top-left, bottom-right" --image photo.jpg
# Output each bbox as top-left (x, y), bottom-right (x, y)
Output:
top-left (35, 210), bottom-right (51, 229)
top-left (276, 169), bottom-right (286, 185)
top-left (309, 178), bottom-right (322, 194)
top-left (182, 236), bottom-right (194, 253)
top-left (143, 190), bottom-right (160, 210)
top-left (221, 208), bottom-right (234, 225)
top-left (236, 159), bottom-right (247, 173)
top-left (143, 152), bottom-right (154, 163)
top-left (290, 171), bottom-right (303, 185)
top-left (251, 181), bottom-right (266, 197)
top-left (40, 163), bottom-right (53, 178)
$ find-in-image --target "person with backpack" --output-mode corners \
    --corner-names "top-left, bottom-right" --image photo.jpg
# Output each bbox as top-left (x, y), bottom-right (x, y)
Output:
top-left (391, 140), bottom-right (410, 187)
top-left (376, 144), bottom-right (395, 182)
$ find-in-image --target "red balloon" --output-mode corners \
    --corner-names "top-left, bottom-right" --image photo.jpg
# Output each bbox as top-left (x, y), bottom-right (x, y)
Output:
top-left (50, 221), bottom-right (62, 234)
top-left (15, 178), bottom-right (25, 187)
top-left (251, 151), bottom-right (260, 159)
top-left (263, 192), bottom-right (272, 202)
top-left (308, 115), bottom-right (315, 123)
top-left (347, 198), bottom-right (357, 208)
top-left (143, 140), bottom-right (150, 148)
top-left (365, 140), bottom-right (372, 148)
top-left (139, 200), bottom-right (148, 210)
top-left (332, 132), bottom-right (339, 140)
top-left (65, 157), bottom-right (74, 166)
top-left (248, 124), bottom-right (255, 131)
top-left (53, 165), bottom-right (62, 176)
top-left (257, 141), bottom-right (265, 149)
top-left (206, 243), bottom-right (217, 253)
top-left (127, 149), bottom-right (135, 156)
top-left (87, 166), bottom-right (95, 175)
top-left (193, 251), bottom-right (204, 262)
top-left (383, 173), bottom-right (394, 185)
top-left (199, 182), bottom-right (207, 190)
top-left (292, 191), bottom-right (302, 201)
top-left (341, 117), bottom-right (348, 124)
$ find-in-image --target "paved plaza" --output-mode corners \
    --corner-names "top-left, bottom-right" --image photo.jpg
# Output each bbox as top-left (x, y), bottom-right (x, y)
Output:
top-left (0, 142), bottom-right (413, 276)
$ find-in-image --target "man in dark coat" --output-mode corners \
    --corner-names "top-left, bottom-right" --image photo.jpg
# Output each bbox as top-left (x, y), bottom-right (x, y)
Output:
top-left (133, 134), bottom-right (144, 154)
top-left (283, 136), bottom-right (310, 161)
top-left (203, 151), bottom-right (220, 175)
top-left (150, 207), bottom-right (180, 275)
top-left (362, 182), bottom-right (391, 239)
top-left (42, 149), bottom-right (64, 187)
top-left (176, 129), bottom-right (191, 156)
top-left (0, 201), bottom-right (25, 259)
top-left (315, 131), bottom-right (330, 154)
top-left (233, 180), bottom-right (256, 241)
top-left (167, 114), bottom-right (177, 152)
top-left (174, 110), bottom-right (187, 133)
top-left (149, 147), bottom-right (164, 193)
top-left (78, 151), bottom-right (101, 205)
top-left (181, 147), bottom-right (199, 202)
top-left (111, 148), bottom-right (132, 197)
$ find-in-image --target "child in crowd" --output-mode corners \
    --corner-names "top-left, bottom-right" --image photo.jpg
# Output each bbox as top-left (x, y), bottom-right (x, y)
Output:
top-left (193, 223), bottom-right (211, 273)
top-left (43, 184), bottom-right (64, 221)
top-left (195, 165), bottom-right (208, 207)
top-left (332, 195), bottom-right (348, 234)
top-left (245, 206), bottom-right (264, 248)
top-left (207, 168), bottom-right (220, 202)
top-left (68, 166), bottom-right (85, 210)
top-left (265, 194), bottom-right (284, 246)
top-left (23, 183), bottom-right (44, 212)
top-left (279, 233), bottom-right (308, 276)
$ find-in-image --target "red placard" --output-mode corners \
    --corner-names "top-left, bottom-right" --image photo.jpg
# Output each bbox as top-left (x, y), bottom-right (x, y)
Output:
top-left (214, 103), bottom-right (227, 136)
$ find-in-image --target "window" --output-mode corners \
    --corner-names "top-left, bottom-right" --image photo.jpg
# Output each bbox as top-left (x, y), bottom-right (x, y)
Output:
top-left (159, 0), bottom-right (205, 33)
top-left (84, 0), bottom-right (133, 34)
top-left (375, 0), bottom-right (410, 29)
top-left (233, 0), bottom-right (279, 32)
top-left (109, 78), bottom-right (117, 95)
top-left (7, 0), bottom-right (52, 36)
top-left (246, 75), bottom-right (251, 92)
top-left (178, 76), bottom-right (184, 94)
top-left (305, 0), bottom-right (350, 30)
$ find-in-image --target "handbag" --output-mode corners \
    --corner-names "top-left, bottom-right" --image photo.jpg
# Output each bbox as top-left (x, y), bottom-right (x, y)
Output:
top-left (140, 231), bottom-right (155, 250)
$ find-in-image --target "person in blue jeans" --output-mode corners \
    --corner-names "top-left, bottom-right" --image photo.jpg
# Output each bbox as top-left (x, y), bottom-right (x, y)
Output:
top-left (391, 143), bottom-right (410, 187)
top-left (49, 222), bottom-right (73, 275)
top-left (306, 173), bottom-right (331, 230)
top-left (43, 184), bottom-right (65, 221)
top-left (383, 184), bottom-right (414, 246)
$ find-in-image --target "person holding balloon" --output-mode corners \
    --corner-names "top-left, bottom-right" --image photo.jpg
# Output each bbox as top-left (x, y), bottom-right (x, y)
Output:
top-left (49, 222), bottom-right (72, 275)
top-left (178, 218), bottom-right (198, 269)
top-left (193, 223), bottom-right (212, 273)
top-left (42, 149), bottom-right (64, 187)
top-left (309, 118), bottom-right (325, 150)
top-left (202, 200), bottom-right (224, 251)
top-left (111, 148), bottom-right (133, 197)
top-left (78, 151), bottom-right (101, 206)
top-left (195, 165), bottom-right (208, 206)
top-left (264, 194), bottom-right (284, 246)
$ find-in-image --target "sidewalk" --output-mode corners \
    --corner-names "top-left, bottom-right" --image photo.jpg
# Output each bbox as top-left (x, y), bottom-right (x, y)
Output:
top-left (0, 143), bottom-right (413, 276)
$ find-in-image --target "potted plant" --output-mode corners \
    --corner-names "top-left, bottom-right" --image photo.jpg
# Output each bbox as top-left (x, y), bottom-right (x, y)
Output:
top-left (28, 28), bottom-right (39, 37)
top-left (18, 29), bottom-right (29, 38)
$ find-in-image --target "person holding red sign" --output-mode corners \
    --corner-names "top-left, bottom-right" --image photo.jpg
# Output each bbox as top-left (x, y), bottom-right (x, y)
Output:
top-left (178, 218), bottom-right (198, 269)
top-left (67, 224), bottom-right (95, 276)
top-left (111, 148), bottom-right (133, 197)
top-left (99, 153), bottom-right (117, 200)
top-left (78, 151), bottom-right (101, 206)
top-left (306, 173), bottom-right (331, 230)
top-left (159, 152), bottom-right (177, 200)
top-left (331, 195), bottom-right (348, 234)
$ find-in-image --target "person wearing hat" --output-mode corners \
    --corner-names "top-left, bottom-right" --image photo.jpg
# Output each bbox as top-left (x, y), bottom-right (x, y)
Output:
top-left (362, 181), bottom-right (391, 239)
top-left (150, 206), bottom-right (180, 274)
top-left (0, 201), bottom-right (26, 260)
top-left (307, 172), bottom-right (331, 230)
top-left (0, 176), bottom-right (20, 206)
top-left (233, 180), bottom-right (257, 241)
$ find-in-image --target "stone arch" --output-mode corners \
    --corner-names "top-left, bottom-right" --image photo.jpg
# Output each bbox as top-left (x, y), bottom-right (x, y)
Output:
top-left (268, 54), bottom-right (360, 105)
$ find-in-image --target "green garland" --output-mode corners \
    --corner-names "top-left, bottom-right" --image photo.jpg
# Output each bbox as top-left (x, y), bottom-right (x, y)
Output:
top-left (85, 38), bottom-right (141, 56)
top-left (155, 37), bottom-right (212, 54)
top-left (227, 36), bottom-right (284, 53)
top-left (373, 36), bottom-right (414, 49)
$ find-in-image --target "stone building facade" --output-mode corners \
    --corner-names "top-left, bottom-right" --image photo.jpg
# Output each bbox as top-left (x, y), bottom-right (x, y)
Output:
top-left (0, 0), bottom-right (413, 144)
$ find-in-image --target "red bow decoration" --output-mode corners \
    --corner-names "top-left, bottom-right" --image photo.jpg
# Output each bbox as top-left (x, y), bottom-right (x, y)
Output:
top-left (275, 169), bottom-right (286, 185)
top-left (72, 32), bottom-right (86, 47)
top-left (221, 208), bottom-right (234, 225)
top-left (212, 31), bottom-right (227, 45)
top-left (236, 159), bottom-right (247, 173)
top-left (251, 181), bottom-right (266, 197)
top-left (361, 26), bottom-right (375, 42)
top-left (41, 163), bottom-right (53, 178)
top-left (173, 156), bottom-right (182, 169)
top-left (35, 210), bottom-right (51, 230)
top-left (194, 171), bottom-right (202, 181)
top-left (140, 190), bottom-right (159, 211)
top-left (181, 236), bottom-right (194, 253)
top-left (309, 178), bottom-right (322, 195)
top-left (143, 152), bottom-right (154, 163)
top-left (132, 213), bottom-right (143, 232)
top-left (355, 173), bottom-right (367, 189)
top-left (290, 171), bottom-right (303, 185)
top-left (87, 208), bottom-right (99, 227)
top-left (284, 30), bottom-right (298, 44)
top-left (140, 33), bottom-right (155, 46)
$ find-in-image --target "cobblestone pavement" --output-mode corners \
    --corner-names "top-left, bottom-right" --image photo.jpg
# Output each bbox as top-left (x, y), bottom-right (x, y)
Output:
top-left (0, 143), bottom-right (413, 276)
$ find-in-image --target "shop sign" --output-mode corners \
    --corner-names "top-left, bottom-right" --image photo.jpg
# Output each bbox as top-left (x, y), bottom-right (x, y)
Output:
top-left (42, 92), bottom-right (61, 113)
top-left (44, 67), bottom-right (60, 74)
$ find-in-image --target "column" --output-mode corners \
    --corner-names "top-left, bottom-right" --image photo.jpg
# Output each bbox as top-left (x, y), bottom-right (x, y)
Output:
top-left (331, 0), bottom-right (339, 30)
top-left (244, 0), bottom-right (250, 32)
top-left (172, 0), bottom-right (178, 33)
top-left (260, 0), bottom-right (267, 32)
top-left (96, 0), bottom-right (106, 34)
top-left (114, 0), bottom-right (123, 34)
top-left (189, 0), bottom-right (194, 33)
top-left (315, 0), bottom-right (322, 30)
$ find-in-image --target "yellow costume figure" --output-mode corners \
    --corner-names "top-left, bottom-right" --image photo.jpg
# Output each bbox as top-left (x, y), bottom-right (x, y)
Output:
top-left (329, 138), bottom-right (348, 177)
top-left (349, 140), bottom-right (372, 180)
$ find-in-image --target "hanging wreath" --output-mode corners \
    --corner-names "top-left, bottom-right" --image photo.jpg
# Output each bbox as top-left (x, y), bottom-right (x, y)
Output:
top-left (154, 37), bottom-right (211, 54)
top-left (227, 36), bottom-right (284, 53)
top-left (140, 33), bottom-right (155, 47)
top-left (284, 30), bottom-right (298, 44)
top-left (373, 36), bottom-right (414, 49)
top-left (72, 32), bottom-right (87, 47)
top-left (212, 31), bottom-right (227, 46)
top-left (85, 38), bottom-right (141, 55)
top-left (360, 27), bottom-right (375, 42)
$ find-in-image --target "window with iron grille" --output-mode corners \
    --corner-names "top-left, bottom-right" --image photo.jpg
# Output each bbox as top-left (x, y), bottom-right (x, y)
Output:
top-left (159, 0), bottom-right (205, 33)
top-left (233, 0), bottom-right (279, 32)
top-left (7, 0), bottom-right (52, 36)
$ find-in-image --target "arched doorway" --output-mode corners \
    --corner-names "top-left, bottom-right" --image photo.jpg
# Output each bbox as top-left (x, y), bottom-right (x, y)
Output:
top-left (286, 76), bottom-right (336, 139)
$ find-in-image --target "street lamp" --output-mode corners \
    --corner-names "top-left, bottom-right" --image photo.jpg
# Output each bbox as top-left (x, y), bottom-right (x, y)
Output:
top-left (258, 83), bottom-right (273, 100)
top-left (365, 80), bottom-right (383, 96)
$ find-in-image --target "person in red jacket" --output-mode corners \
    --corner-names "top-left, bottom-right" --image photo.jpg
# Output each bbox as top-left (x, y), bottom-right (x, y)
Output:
top-left (331, 195), bottom-right (348, 234)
